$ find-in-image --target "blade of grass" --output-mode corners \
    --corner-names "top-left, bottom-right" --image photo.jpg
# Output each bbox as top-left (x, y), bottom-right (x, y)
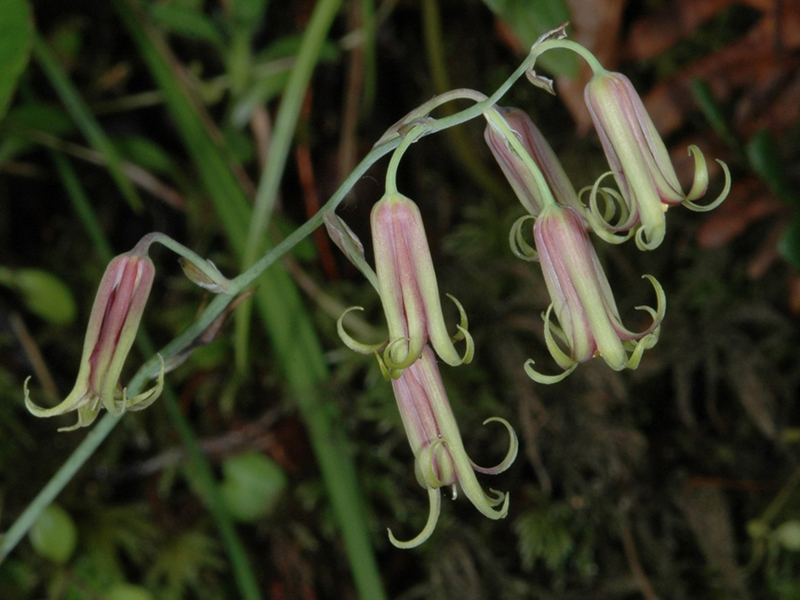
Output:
top-left (421, 0), bottom-right (508, 202)
top-left (360, 0), bottom-right (377, 116)
top-left (32, 34), bottom-right (144, 213)
top-left (235, 0), bottom-right (343, 373)
top-left (114, 2), bottom-right (387, 598)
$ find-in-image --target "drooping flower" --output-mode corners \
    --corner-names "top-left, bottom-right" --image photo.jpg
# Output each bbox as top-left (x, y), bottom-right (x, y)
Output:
top-left (336, 192), bottom-right (473, 378)
top-left (388, 346), bottom-right (517, 548)
top-left (584, 70), bottom-right (731, 250)
top-left (484, 106), bottom-right (584, 218)
top-left (25, 246), bottom-right (163, 430)
top-left (519, 202), bottom-right (666, 383)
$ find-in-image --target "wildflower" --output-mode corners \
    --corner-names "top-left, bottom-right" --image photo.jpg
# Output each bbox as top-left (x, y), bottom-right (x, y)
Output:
top-left (388, 346), bottom-right (517, 548)
top-left (25, 246), bottom-right (163, 430)
top-left (584, 70), bottom-right (731, 250)
top-left (484, 106), bottom-right (583, 218)
top-left (519, 202), bottom-right (666, 383)
top-left (336, 192), bottom-right (473, 378)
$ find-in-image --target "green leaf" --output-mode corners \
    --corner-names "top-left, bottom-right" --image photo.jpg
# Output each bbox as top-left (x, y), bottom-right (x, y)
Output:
top-left (0, 0), bottom-right (34, 121)
top-left (228, 0), bottom-right (268, 31)
top-left (220, 451), bottom-right (287, 522)
top-left (255, 35), bottom-right (339, 63)
top-left (29, 504), bottom-right (78, 564)
top-left (0, 102), bottom-right (76, 165)
top-left (105, 584), bottom-right (155, 600)
top-left (0, 266), bottom-right (77, 325)
top-left (690, 78), bottom-right (737, 148)
top-left (112, 134), bottom-right (178, 175)
top-left (229, 70), bottom-right (290, 128)
top-left (148, 3), bottom-right (224, 48)
top-left (4, 101), bottom-right (74, 136)
top-left (481, 0), bottom-right (577, 77)
top-left (778, 216), bottom-right (800, 271)
top-left (746, 129), bottom-right (798, 207)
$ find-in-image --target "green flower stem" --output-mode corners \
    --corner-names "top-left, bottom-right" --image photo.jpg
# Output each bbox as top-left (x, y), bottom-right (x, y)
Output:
top-left (483, 107), bottom-right (557, 209)
top-left (384, 124), bottom-right (428, 194)
top-left (0, 412), bottom-right (121, 562)
top-left (32, 34), bottom-right (144, 213)
top-left (136, 232), bottom-right (232, 292)
top-left (529, 38), bottom-right (605, 75)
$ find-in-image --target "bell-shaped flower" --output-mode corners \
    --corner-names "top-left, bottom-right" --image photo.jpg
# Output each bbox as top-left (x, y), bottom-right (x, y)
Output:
top-left (336, 192), bottom-right (473, 378)
top-left (484, 106), bottom-right (584, 219)
top-left (388, 346), bottom-right (517, 548)
top-left (25, 247), bottom-right (163, 430)
top-left (520, 202), bottom-right (666, 383)
top-left (584, 70), bottom-right (731, 250)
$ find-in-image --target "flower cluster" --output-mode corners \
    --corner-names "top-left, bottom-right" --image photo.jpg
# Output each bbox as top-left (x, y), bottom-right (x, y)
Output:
top-left (325, 28), bottom-right (729, 546)
top-left (485, 103), bottom-right (667, 382)
top-left (26, 26), bottom-right (731, 553)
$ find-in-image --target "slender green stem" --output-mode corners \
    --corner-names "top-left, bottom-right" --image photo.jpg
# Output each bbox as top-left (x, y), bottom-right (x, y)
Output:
top-left (530, 38), bottom-right (605, 75)
top-left (384, 125), bottom-right (427, 194)
top-left (0, 412), bottom-right (122, 561)
top-left (32, 34), bottom-right (144, 213)
top-left (136, 232), bottom-right (232, 292)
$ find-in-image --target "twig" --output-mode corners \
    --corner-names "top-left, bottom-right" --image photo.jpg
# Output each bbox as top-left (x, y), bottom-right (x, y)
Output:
top-left (619, 514), bottom-right (661, 600)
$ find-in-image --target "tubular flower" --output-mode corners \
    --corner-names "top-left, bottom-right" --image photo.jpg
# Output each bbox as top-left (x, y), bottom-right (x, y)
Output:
top-left (389, 346), bottom-right (517, 548)
top-left (337, 192), bottom-right (473, 378)
top-left (484, 106), bottom-right (583, 219)
top-left (520, 202), bottom-right (666, 383)
top-left (584, 70), bottom-right (731, 250)
top-left (25, 247), bottom-right (164, 430)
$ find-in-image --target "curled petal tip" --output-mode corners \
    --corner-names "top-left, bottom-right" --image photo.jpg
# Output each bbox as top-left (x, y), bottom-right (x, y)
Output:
top-left (542, 304), bottom-right (579, 371)
top-left (683, 158), bottom-right (731, 213)
top-left (337, 306), bottom-right (386, 355)
top-left (634, 225), bottom-right (664, 251)
top-left (482, 489), bottom-right (511, 516)
top-left (509, 215), bottom-right (539, 261)
top-left (523, 358), bottom-right (577, 384)
top-left (642, 274), bottom-right (667, 325)
top-left (388, 487), bottom-right (442, 549)
top-left (471, 417), bottom-right (519, 475)
top-left (454, 325), bottom-right (474, 365)
top-left (382, 337), bottom-right (421, 372)
top-left (445, 293), bottom-right (470, 342)
top-left (624, 334), bottom-right (659, 370)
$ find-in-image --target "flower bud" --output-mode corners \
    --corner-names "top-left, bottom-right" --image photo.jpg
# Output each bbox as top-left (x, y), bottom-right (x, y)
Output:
top-left (336, 192), bottom-right (473, 378)
top-left (521, 203), bottom-right (665, 383)
top-left (25, 249), bottom-right (163, 430)
top-left (388, 346), bottom-right (517, 548)
top-left (584, 70), bottom-right (730, 250)
top-left (485, 106), bottom-right (582, 217)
